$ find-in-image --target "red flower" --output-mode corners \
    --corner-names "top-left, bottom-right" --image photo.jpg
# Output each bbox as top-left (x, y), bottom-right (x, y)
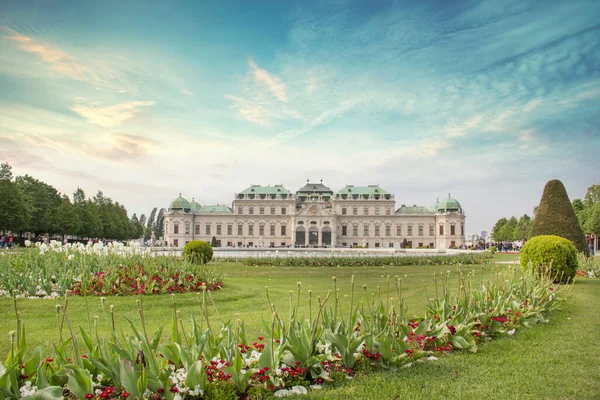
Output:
top-left (85, 395), bottom-right (94, 399)
top-left (122, 392), bottom-right (130, 398)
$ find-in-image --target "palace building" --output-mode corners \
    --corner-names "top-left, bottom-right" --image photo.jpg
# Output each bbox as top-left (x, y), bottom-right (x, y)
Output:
top-left (163, 181), bottom-right (466, 249)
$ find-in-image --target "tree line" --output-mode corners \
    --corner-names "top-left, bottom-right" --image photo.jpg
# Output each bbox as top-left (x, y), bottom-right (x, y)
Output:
top-left (491, 183), bottom-right (600, 243)
top-left (0, 162), bottom-right (165, 241)
top-left (572, 184), bottom-right (600, 236)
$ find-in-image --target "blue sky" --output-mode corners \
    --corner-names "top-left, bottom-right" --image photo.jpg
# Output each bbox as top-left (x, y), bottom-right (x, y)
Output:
top-left (1, 0), bottom-right (599, 235)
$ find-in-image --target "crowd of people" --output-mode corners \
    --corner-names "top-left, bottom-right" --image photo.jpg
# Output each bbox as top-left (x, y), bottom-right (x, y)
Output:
top-left (0, 235), bottom-right (14, 248)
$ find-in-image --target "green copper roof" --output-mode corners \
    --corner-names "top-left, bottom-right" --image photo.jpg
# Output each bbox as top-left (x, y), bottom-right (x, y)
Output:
top-left (396, 205), bottom-right (435, 215)
top-left (297, 181), bottom-right (333, 194)
top-left (239, 185), bottom-right (291, 195)
top-left (189, 198), bottom-right (203, 212)
top-left (437, 195), bottom-right (462, 211)
top-left (198, 205), bottom-right (233, 213)
top-left (336, 185), bottom-right (390, 196)
top-left (169, 194), bottom-right (191, 210)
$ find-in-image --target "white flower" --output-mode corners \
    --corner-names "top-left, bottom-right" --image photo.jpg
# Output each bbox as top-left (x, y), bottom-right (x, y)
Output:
top-left (68, 254), bottom-right (75, 261)
top-left (19, 381), bottom-right (38, 397)
top-left (507, 329), bottom-right (515, 335)
top-left (427, 356), bottom-right (438, 361)
top-left (24, 240), bottom-right (31, 247)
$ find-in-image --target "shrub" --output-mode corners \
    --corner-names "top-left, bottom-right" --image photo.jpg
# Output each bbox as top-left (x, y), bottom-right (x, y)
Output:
top-left (531, 179), bottom-right (589, 254)
top-left (211, 236), bottom-right (218, 247)
top-left (489, 245), bottom-right (497, 254)
top-left (520, 235), bottom-right (578, 282)
top-left (182, 240), bottom-right (213, 264)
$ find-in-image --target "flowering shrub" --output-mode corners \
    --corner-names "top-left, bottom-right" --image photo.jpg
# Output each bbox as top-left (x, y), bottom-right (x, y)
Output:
top-left (0, 265), bottom-right (568, 399)
top-left (220, 253), bottom-right (492, 267)
top-left (577, 253), bottom-right (600, 278)
top-left (0, 241), bottom-right (223, 297)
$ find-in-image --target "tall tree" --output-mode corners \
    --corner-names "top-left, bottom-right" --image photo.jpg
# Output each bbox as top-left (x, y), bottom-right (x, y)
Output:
top-left (155, 208), bottom-right (165, 239)
top-left (0, 162), bottom-right (13, 181)
top-left (492, 217), bottom-right (508, 241)
top-left (147, 207), bottom-right (157, 230)
top-left (0, 179), bottom-right (29, 233)
top-left (530, 179), bottom-right (588, 254)
top-left (15, 175), bottom-right (62, 235)
top-left (55, 195), bottom-right (81, 238)
top-left (514, 214), bottom-right (532, 240)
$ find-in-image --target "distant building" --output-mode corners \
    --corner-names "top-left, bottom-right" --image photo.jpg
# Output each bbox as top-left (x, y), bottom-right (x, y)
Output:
top-left (163, 181), bottom-right (466, 249)
top-left (480, 231), bottom-right (488, 241)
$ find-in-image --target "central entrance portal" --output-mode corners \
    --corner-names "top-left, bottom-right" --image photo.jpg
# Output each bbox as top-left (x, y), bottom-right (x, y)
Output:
top-left (309, 227), bottom-right (319, 246)
top-left (322, 227), bottom-right (332, 246)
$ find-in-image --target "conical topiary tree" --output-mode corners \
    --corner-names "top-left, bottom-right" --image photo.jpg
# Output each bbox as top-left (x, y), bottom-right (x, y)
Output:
top-left (530, 179), bottom-right (589, 254)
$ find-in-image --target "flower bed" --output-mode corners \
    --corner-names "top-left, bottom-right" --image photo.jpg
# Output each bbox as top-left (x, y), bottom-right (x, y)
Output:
top-left (220, 253), bottom-right (492, 267)
top-left (0, 241), bottom-right (223, 298)
top-left (1, 265), bottom-right (568, 399)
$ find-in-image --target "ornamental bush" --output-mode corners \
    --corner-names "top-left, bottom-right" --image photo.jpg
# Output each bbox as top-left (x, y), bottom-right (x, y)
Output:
top-left (489, 245), bottom-right (497, 254)
top-left (182, 240), bottom-right (213, 264)
top-left (531, 179), bottom-right (589, 254)
top-left (520, 235), bottom-right (578, 282)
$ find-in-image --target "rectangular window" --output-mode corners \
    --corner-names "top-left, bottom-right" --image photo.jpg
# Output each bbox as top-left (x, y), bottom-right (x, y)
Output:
top-left (375, 208), bottom-right (380, 216)
top-left (353, 225), bottom-right (358, 236)
top-left (281, 207), bottom-right (286, 215)
top-left (195, 225), bottom-right (200, 235)
top-left (270, 225), bottom-right (276, 236)
top-left (217, 225), bottom-right (222, 235)
top-left (375, 225), bottom-right (380, 236)
top-left (342, 226), bottom-right (347, 236)
top-left (271, 207), bottom-right (276, 215)
top-left (408, 225), bottom-right (413, 236)
top-left (206, 225), bottom-right (211, 235)
top-left (281, 225), bottom-right (286, 235)
top-left (238, 224), bottom-right (243, 235)
top-left (386, 208), bottom-right (391, 216)
top-left (418, 242), bottom-right (423, 248)
top-left (249, 207), bottom-right (254, 215)
top-left (385, 225), bottom-right (391, 236)
top-left (439, 225), bottom-right (444, 235)
top-left (375, 242), bottom-right (380, 248)
top-left (227, 225), bottom-right (232, 235)
top-left (259, 225), bottom-right (265, 236)
top-left (342, 207), bottom-right (347, 215)
top-left (451, 240), bottom-right (456, 247)
top-left (407, 241), bottom-right (413, 248)
top-left (174, 225), bottom-right (179, 234)
top-left (238, 207), bottom-right (243, 214)
top-left (260, 207), bottom-right (265, 215)
top-left (364, 225), bottom-right (369, 236)
top-left (364, 207), bottom-right (369, 215)
top-left (461, 225), bottom-right (464, 235)
top-left (451, 225), bottom-right (456, 235)
top-left (429, 225), bottom-right (434, 236)
top-left (396, 225), bottom-right (402, 236)
top-left (353, 207), bottom-right (358, 216)
top-left (430, 242), bottom-right (435, 248)
top-left (185, 225), bottom-right (190, 235)
top-left (173, 239), bottom-right (178, 247)
top-left (249, 225), bottom-right (254, 235)
top-left (418, 226), bottom-right (423, 236)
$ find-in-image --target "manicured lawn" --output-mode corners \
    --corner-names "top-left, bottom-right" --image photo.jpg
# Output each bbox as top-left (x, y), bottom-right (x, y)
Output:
top-left (0, 258), bottom-right (500, 357)
top-left (308, 278), bottom-right (600, 399)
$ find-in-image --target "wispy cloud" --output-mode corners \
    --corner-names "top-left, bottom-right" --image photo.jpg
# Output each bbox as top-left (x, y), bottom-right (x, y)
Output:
top-left (71, 100), bottom-right (155, 127)
top-left (181, 89), bottom-right (194, 96)
top-left (2, 26), bottom-right (103, 84)
top-left (248, 58), bottom-right (287, 102)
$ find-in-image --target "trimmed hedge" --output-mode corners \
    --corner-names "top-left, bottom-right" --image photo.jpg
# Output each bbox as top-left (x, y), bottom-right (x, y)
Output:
top-left (531, 179), bottom-right (589, 254)
top-left (182, 240), bottom-right (213, 264)
top-left (521, 235), bottom-right (578, 282)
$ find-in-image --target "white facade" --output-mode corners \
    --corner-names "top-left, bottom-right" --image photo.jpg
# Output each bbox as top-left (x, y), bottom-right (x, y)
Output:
top-left (163, 182), bottom-right (466, 249)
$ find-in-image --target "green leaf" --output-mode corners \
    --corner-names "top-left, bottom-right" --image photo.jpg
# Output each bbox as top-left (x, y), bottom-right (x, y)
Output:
top-left (119, 359), bottom-right (141, 400)
top-left (32, 386), bottom-right (64, 400)
top-left (66, 365), bottom-right (93, 400)
top-left (79, 327), bottom-right (94, 353)
top-left (185, 360), bottom-right (206, 391)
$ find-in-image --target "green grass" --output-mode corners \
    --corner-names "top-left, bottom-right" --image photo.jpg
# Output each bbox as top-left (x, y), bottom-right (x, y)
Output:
top-left (2, 254), bottom-right (597, 399)
top-left (0, 258), bottom-right (500, 358)
top-left (492, 253), bottom-right (521, 263)
top-left (308, 278), bottom-right (600, 400)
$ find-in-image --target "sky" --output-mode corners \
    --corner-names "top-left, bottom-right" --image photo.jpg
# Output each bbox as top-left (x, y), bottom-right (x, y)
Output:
top-left (0, 0), bottom-right (599, 235)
